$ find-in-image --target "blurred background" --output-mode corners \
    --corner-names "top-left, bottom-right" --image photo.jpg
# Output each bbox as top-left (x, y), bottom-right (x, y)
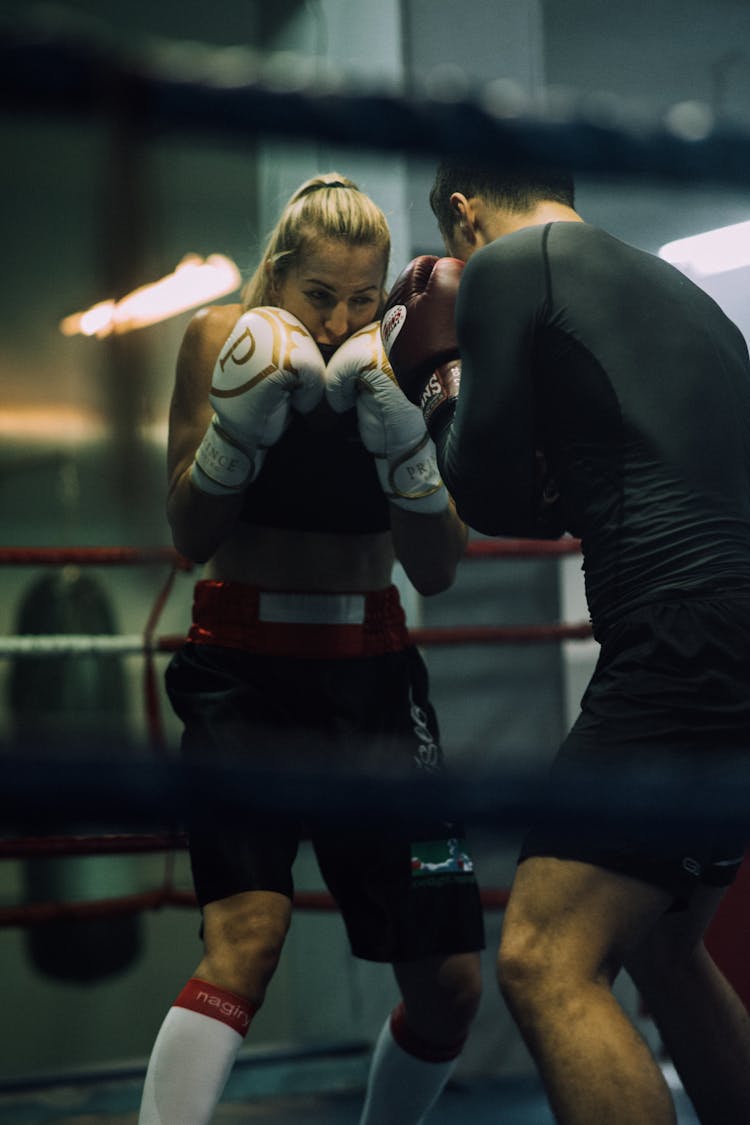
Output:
top-left (0, 0), bottom-right (749, 1103)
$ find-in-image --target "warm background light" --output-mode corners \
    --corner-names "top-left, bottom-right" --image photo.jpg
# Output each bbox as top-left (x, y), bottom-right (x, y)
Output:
top-left (0, 407), bottom-right (107, 444)
top-left (59, 253), bottom-right (242, 338)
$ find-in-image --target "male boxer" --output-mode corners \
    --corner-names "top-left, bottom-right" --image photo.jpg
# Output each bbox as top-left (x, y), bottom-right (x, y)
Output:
top-left (381, 160), bottom-right (750, 1125)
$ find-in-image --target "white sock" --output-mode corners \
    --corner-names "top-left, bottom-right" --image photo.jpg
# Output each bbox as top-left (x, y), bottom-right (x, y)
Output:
top-left (138, 978), bottom-right (253, 1125)
top-left (358, 1004), bottom-right (463, 1125)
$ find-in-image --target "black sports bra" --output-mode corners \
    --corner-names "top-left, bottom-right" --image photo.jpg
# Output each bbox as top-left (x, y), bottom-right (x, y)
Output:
top-left (239, 403), bottom-right (390, 534)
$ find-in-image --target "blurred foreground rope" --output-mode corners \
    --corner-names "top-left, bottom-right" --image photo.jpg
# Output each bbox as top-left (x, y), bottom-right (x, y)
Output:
top-left (0, 753), bottom-right (748, 838)
top-left (1, 16), bottom-right (750, 188)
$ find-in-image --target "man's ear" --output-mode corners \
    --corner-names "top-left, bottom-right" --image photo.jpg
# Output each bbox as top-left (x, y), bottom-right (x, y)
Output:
top-left (449, 192), bottom-right (470, 232)
top-left (449, 192), bottom-right (481, 244)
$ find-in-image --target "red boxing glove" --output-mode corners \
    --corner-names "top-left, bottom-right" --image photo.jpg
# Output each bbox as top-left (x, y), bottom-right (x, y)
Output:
top-left (381, 256), bottom-right (464, 428)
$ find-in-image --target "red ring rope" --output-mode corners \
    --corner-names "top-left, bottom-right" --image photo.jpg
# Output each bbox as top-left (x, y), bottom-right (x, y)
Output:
top-left (0, 547), bottom-right (194, 568)
top-left (0, 540), bottom-right (581, 567)
top-left (465, 537), bottom-right (581, 558)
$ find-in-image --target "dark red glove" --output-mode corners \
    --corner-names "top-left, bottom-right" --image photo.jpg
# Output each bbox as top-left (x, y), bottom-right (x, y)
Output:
top-left (381, 256), bottom-right (464, 429)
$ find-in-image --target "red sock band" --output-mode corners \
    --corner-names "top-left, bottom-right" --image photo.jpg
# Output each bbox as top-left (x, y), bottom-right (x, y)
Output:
top-left (390, 1001), bottom-right (466, 1063)
top-left (173, 978), bottom-right (255, 1038)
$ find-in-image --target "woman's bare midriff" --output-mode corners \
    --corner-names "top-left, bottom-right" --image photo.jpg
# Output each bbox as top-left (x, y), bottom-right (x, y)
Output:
top-left (204, 523), bottom-right (396, 592)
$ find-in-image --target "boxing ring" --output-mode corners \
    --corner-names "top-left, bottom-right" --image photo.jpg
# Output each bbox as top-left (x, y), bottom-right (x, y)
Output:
top-left (0, 535), bottom-right (726, 1125)
top-left (0, 534), bottom-right (589, 1123)
top-left (0, 536), bottom-right (586, 926)
top-left (2, 8), bottom-right (750, 1123)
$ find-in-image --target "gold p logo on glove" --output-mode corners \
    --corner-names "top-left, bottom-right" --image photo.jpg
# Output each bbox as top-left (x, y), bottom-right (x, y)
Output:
top-left (213, 308), bottom-right (316, 396)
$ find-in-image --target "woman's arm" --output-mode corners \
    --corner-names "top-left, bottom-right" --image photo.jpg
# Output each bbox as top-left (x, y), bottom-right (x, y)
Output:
top-left (388, 500), bottom-right (468, 596)
top-left (166, 304), bottom-right (245, 563)
top-left (324, 321), bottom-right (468, 596)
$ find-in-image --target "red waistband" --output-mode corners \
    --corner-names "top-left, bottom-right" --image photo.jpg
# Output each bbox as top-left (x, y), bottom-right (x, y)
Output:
top-left (187, 581), bottom-right (410, 658)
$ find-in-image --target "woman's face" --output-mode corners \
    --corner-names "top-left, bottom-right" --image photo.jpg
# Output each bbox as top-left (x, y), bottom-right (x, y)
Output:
top-left (272, 238), bottom-right (387, 351)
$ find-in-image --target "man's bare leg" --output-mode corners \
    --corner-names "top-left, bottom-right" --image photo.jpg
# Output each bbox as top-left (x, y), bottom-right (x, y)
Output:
top-left (497, 856), bottom-right (676, 1125)
top-left (627, 883), bottom-right (750, 1125)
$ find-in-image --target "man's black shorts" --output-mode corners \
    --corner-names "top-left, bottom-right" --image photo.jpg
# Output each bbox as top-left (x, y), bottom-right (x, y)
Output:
top-left (520, 590), bottom-right (750, 906)
top-left (166, 638), bottom-right (485, 962)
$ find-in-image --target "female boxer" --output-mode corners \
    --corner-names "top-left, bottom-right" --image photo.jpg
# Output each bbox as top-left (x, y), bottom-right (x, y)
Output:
top-left (138, 172), bottom-right (484, 1125)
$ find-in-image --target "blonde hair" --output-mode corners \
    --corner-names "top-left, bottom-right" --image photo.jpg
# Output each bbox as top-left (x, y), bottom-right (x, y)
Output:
top-left (242, 172), bottom-right (391, 311)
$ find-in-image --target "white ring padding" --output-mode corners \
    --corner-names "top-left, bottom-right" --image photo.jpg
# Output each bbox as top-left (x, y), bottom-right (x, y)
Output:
top-left (0, 635), bottom-right (152, 657)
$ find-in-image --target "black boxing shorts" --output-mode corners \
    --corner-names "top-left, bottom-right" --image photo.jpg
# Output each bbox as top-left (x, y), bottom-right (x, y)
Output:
top-left (520, 588), bottom-right (750, 907)
top-left (166, 582), bottom-right (485, 961)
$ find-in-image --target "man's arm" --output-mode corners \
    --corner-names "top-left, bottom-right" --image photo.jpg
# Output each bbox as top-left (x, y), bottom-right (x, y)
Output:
top-left (384, 241), bottom-right (555, 539)
top-left (439, 241), bottom-right (539, 536)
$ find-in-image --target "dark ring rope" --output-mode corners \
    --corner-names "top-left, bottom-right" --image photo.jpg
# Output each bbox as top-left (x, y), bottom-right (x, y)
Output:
top-left (2, 22), bottom-right (749, 188)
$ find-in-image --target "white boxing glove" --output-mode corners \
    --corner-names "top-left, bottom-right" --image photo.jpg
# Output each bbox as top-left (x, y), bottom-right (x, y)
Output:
top-left (191, 307), bottom-right (325, 495)
top-left (325, 322), bottom-right (447, 514)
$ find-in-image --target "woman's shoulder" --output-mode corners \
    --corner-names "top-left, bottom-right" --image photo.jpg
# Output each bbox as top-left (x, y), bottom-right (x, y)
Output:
top-left (177, 302), bottom-right (244, 374)
top-left (184, 301), bottom-right (244, 345)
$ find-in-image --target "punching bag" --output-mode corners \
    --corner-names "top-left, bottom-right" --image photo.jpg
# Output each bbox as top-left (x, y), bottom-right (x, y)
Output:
top-left (8, 566), bottom-right (143, 982)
